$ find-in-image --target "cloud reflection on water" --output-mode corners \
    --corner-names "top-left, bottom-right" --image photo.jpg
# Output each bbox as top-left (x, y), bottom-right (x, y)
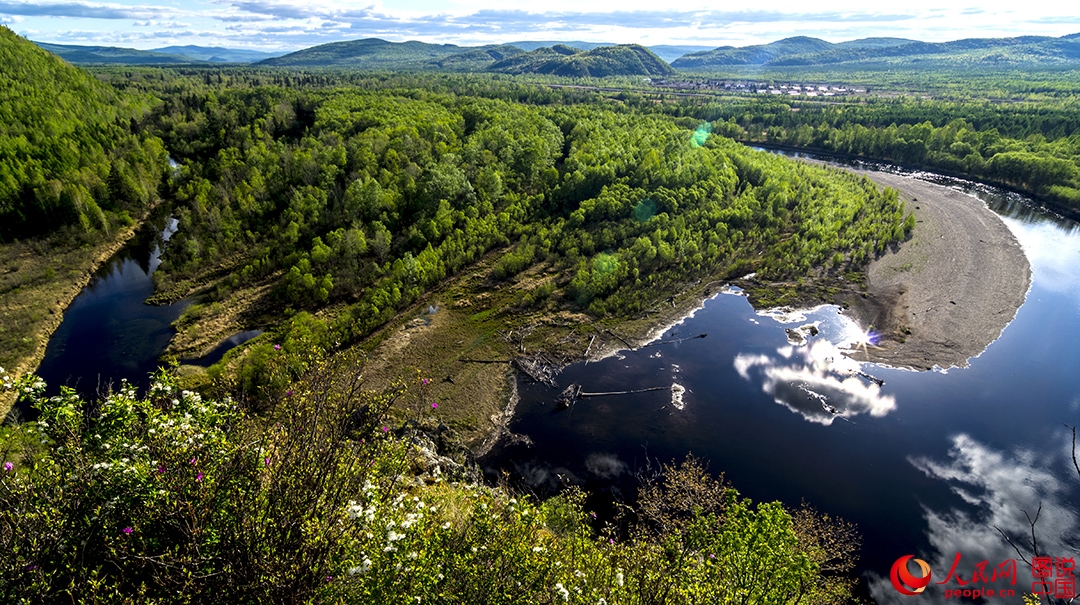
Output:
top-left (734, 340), bottom-right (897, 425)
top-left (869, 433), bottom-right (1080, 604)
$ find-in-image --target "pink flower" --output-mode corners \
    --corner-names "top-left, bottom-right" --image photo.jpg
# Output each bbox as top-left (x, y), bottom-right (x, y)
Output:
top-left (3, 462), bottom-right (12, 472)
top-left (421, 378), bottom-right (430, 385)
top-left (264, 458), bottom-right (270, 466)
top-left (286, 390), bottom-right (293, 397)
top-left (189, 457), bottom-right (197, 466)
top-left (122, 527), bottom-right (133, 535)
top-left (156, 465), bottom-right (166, 474)
top-left (431, 402), bottom-right (438, 409)
top-left (196, 472), bottom-right (204, 482)
top-left (274, 344), bottom-right (281, 351)
top-left (382, 426), bottom-right (389, 432)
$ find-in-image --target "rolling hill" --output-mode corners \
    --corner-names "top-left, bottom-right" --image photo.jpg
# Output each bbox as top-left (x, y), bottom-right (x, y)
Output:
top-left (488, 44), bottom-right (676, 77)
top-left (33, 42), bottom-right (194, 65)
top-left (672, 33), bottom-right (1080, 69)
top-left (33, 42), bottom-right (287, 64)
top-left (255, 38), bottom-right (485, 69)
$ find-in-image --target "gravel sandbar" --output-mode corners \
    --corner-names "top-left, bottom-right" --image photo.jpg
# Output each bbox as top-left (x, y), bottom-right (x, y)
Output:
top-left (840, 170), bottom-right (1031, 370)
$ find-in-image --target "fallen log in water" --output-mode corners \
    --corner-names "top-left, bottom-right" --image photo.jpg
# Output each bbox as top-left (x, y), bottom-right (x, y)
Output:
top-left (638, 333), bottom-right (707, 348)
top-left (580, 386), bottom-right (669, 397)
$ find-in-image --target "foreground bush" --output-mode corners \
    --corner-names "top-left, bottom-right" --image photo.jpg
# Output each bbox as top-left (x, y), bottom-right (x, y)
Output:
top-left (0, 358), bottom-right (859, 604)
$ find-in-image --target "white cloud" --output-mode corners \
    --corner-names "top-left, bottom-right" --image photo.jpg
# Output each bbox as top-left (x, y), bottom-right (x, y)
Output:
top-left (13, 0), bottom-right (1080, 51)
top-left (734, 339), bottom-right (897, 425)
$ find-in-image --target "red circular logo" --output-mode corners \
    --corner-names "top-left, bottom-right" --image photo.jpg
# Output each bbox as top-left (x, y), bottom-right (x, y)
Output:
top-left (891, 555), bottom-right (933, 595)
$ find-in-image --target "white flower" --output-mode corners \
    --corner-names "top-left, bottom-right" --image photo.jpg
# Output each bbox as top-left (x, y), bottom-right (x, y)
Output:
top-left (532, 547), bottom-right (545, 553)
top-left (442, 522), bottom-right (451, 530)
top-left (616, 571), bottom-right (624, 587)
top-left (555, 583), bottom-right (569, 601)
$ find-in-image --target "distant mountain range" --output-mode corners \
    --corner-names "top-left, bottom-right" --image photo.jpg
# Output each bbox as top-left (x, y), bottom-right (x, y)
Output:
top-left (33, 32), bottom-right (1080, 73)
top-left (32, 42), bottom-right (287, 64)
top-left (672, 33), bottom-right (1080, 69)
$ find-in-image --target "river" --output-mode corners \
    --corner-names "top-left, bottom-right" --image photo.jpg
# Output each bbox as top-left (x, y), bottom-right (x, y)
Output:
top-left (480, 150), bottom-right (1080, 603)
top-left (33, 212), bottom-right (190, 401)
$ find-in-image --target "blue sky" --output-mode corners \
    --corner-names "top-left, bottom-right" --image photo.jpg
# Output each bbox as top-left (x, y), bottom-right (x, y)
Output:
top-left (4, 0), bottom-right (1080, 51)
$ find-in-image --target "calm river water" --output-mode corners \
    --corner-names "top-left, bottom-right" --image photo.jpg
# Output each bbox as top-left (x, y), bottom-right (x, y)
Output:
top-left (34, 213), bottom-right (190, 400)
top-left (482, 150), bottom-right (1080, 603)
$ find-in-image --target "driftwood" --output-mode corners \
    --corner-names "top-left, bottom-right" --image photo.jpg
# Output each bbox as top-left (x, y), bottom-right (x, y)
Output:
top-left (556, 383), bottom-right (582, 410)
top-left (638, 333), bottom-right (707, 349)
top-left (583, 335), bottom-right (597, 363)
top-left (580, 386), bottom-right (669, 397)
top-left (856, 371), bottom-right (885, 387)
top-left (512, 353), bottom-right (562, 387)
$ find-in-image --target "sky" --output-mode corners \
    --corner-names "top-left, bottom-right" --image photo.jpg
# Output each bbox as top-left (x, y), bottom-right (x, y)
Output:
top-left (4, 0), bottom-right (1080, 52)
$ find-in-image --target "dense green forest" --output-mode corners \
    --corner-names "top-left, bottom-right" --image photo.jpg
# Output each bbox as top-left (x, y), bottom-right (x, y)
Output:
top-left (657, 94), bottom-right (1080, 211)
top-left (0, 27), bottom-right (168, 241)
top-left (103, 70), bottom-right (907, 382)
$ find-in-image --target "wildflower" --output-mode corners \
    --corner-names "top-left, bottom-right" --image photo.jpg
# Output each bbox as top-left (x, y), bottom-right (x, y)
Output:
top-left (532, 546), bottom-right (544, 553)
top-left (431, 402), bottom-right (438, 409)
top-left (196, 472), bottom-right (204, 482)
top-left (190, 457), bottom-right (197, 466)
top-left (615, 571), bottom-right (624, 587)
top-left (382, 426), bottom-right (390, 432)
top-left (274, 344), bottom-right (281, 351)
top-left (285, 390), bottom-right (293, 397)
top-left (156, 465), bottom-right (166, 474)
top-left (122, 527), bottom-right (133, 535)
top-left (3, 462), bottom-right (12, 472)
top-left (555, 583), bottom-right (570, 601)
top-left (264, 458), bottom-right (270, 466)
top-left (421, 378), bottom-right (430, 385)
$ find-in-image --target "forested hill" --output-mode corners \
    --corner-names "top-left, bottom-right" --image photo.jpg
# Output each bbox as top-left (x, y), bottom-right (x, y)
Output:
top-left (489, 44), bottom-right (676, 77)
top-left (255, 39), bottom-right (674, 75)
top-left (255, 38), bottom-right (525, 70)
top-left (673, 33), bottom-right (1080, 69)
top-left (0, 27), bottom-right (167, 241)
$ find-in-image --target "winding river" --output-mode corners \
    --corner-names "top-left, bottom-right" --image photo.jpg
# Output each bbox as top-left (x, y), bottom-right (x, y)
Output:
top-left (31, 150), bottom-right (1080, 602)
top-left (481, 151), bottom-right (1080, 603)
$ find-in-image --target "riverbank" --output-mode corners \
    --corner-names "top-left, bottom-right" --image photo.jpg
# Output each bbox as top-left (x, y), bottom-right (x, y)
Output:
top-left (837, 169), bottom-right (1031, 370)
top-left (0, 221), bottom-right (149, 418)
